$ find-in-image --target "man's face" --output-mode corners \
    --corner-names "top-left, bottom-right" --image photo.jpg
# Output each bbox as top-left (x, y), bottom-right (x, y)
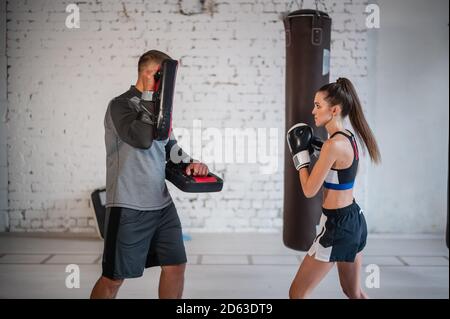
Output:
top-left (140, 62), bottom-right (161, 91)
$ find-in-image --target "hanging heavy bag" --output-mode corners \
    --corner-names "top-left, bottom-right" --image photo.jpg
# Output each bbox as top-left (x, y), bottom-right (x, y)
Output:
top-left (283, 9), bottom-right (331, 251)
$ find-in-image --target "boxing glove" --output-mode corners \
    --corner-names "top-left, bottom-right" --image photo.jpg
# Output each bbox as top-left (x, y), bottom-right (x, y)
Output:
top-left (311, 135), bottom-right (323, 157)
top-left (287, 123), bottom-right (314, 170)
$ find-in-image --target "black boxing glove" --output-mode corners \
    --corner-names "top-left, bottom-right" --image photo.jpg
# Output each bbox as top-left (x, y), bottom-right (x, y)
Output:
top-left (287, 123), bottom-right (314, 170)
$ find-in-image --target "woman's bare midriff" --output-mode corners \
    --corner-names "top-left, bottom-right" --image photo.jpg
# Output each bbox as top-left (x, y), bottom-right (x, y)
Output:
top-left (322, 188), bottom-right (354, 209)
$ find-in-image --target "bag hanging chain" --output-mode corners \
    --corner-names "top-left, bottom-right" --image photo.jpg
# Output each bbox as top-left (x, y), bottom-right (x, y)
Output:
top-left (287, 0), bottom-right (328, 13)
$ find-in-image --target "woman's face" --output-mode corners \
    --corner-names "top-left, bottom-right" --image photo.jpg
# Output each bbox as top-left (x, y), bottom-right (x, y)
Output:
top-left (312, 91), bottom-right (335, 127)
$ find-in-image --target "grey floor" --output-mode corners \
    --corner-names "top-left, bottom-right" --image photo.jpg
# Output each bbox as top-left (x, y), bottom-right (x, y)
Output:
top-left (0, 233), bottom-right (448, 299)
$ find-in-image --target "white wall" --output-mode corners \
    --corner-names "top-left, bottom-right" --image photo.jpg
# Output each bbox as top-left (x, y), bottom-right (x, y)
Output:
top-left (3, 0), bottom-right (373, 234)
top-left (0, 0), bottom-right (8, 231)
top-left (4, 0), bottom-right (448, 234)
top-left (366, 0), bottom-right (449, 233)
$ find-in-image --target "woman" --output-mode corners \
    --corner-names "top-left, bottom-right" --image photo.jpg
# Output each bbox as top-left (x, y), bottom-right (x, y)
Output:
top-left (286, 77), bottom-right (381, 299)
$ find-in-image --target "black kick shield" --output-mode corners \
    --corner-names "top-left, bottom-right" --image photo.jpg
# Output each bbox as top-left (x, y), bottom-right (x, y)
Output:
top-left (153, 59), bottom-right (178, 140)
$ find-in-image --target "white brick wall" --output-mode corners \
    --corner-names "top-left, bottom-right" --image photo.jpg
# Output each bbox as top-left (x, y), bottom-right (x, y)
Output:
top-left (4, 0), bottom-right (371, 234)
top-left (1, 0), bottom-right (8, 231)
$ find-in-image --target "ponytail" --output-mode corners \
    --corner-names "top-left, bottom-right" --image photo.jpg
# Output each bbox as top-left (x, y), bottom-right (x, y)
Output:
top-left (319, 78), bottom-right (381, 164)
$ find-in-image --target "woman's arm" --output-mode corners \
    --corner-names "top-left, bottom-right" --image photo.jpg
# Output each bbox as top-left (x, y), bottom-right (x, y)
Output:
top-left (299, 140), bottom-right (337, 198)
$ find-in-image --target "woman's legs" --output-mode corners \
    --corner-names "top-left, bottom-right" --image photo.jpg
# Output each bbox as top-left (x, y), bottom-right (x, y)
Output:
top-left (289, 254), bottom-right (335, 299)
top-left (337, 252), bottom-right (369, 299)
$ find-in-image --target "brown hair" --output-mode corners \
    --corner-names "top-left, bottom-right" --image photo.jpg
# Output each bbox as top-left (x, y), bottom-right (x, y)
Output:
top-left (138, 50), bottom-right (171, 73)
top-left (318, 77), bottom-right (381, 164)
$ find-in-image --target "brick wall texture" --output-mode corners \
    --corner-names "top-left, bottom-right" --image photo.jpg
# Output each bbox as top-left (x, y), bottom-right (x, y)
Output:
top-left (3, 0), bottom-right (370, 234)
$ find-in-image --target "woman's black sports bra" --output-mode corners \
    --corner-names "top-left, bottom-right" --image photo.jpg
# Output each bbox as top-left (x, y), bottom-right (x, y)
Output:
top-left (323, 130), bottom-right (359, 190)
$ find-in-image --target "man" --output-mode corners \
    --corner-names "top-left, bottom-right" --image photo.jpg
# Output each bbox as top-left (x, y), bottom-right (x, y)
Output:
top-left (90, 50), bottom-right (208, 299)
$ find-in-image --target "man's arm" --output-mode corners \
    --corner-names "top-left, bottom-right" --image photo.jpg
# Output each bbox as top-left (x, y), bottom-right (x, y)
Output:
top-left (165, 132), bottom-right (209, 176)
top-left (165, 131), bottom-right (191, 163)
top-left (110, 97), bottom-right (155, 149)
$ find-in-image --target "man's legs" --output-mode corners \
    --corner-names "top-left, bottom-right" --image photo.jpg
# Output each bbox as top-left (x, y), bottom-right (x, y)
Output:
top-left (158, 263), bottom-right (186, 299)
top-left (90, 276), bottom-right (124, 299)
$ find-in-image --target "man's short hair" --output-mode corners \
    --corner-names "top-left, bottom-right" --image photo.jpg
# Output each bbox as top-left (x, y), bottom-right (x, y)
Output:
top-left (138, 50), bottom-right (171, 73)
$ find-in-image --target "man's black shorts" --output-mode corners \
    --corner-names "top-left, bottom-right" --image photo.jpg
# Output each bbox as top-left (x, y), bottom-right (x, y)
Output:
top-left (102, 202), bottom-right (187, 279)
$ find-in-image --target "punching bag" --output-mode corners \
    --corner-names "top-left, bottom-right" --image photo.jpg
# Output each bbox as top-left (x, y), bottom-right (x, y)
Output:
top-left (446, 144), bottom-right (449, 249)
top-left (283, 9), bottom-right (332, 251)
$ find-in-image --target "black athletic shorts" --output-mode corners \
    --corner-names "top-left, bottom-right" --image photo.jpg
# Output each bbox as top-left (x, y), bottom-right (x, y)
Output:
top-left (308, 200), bottom-right (367, 263)
top-left (102, 202), bottom-right (187, 279)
